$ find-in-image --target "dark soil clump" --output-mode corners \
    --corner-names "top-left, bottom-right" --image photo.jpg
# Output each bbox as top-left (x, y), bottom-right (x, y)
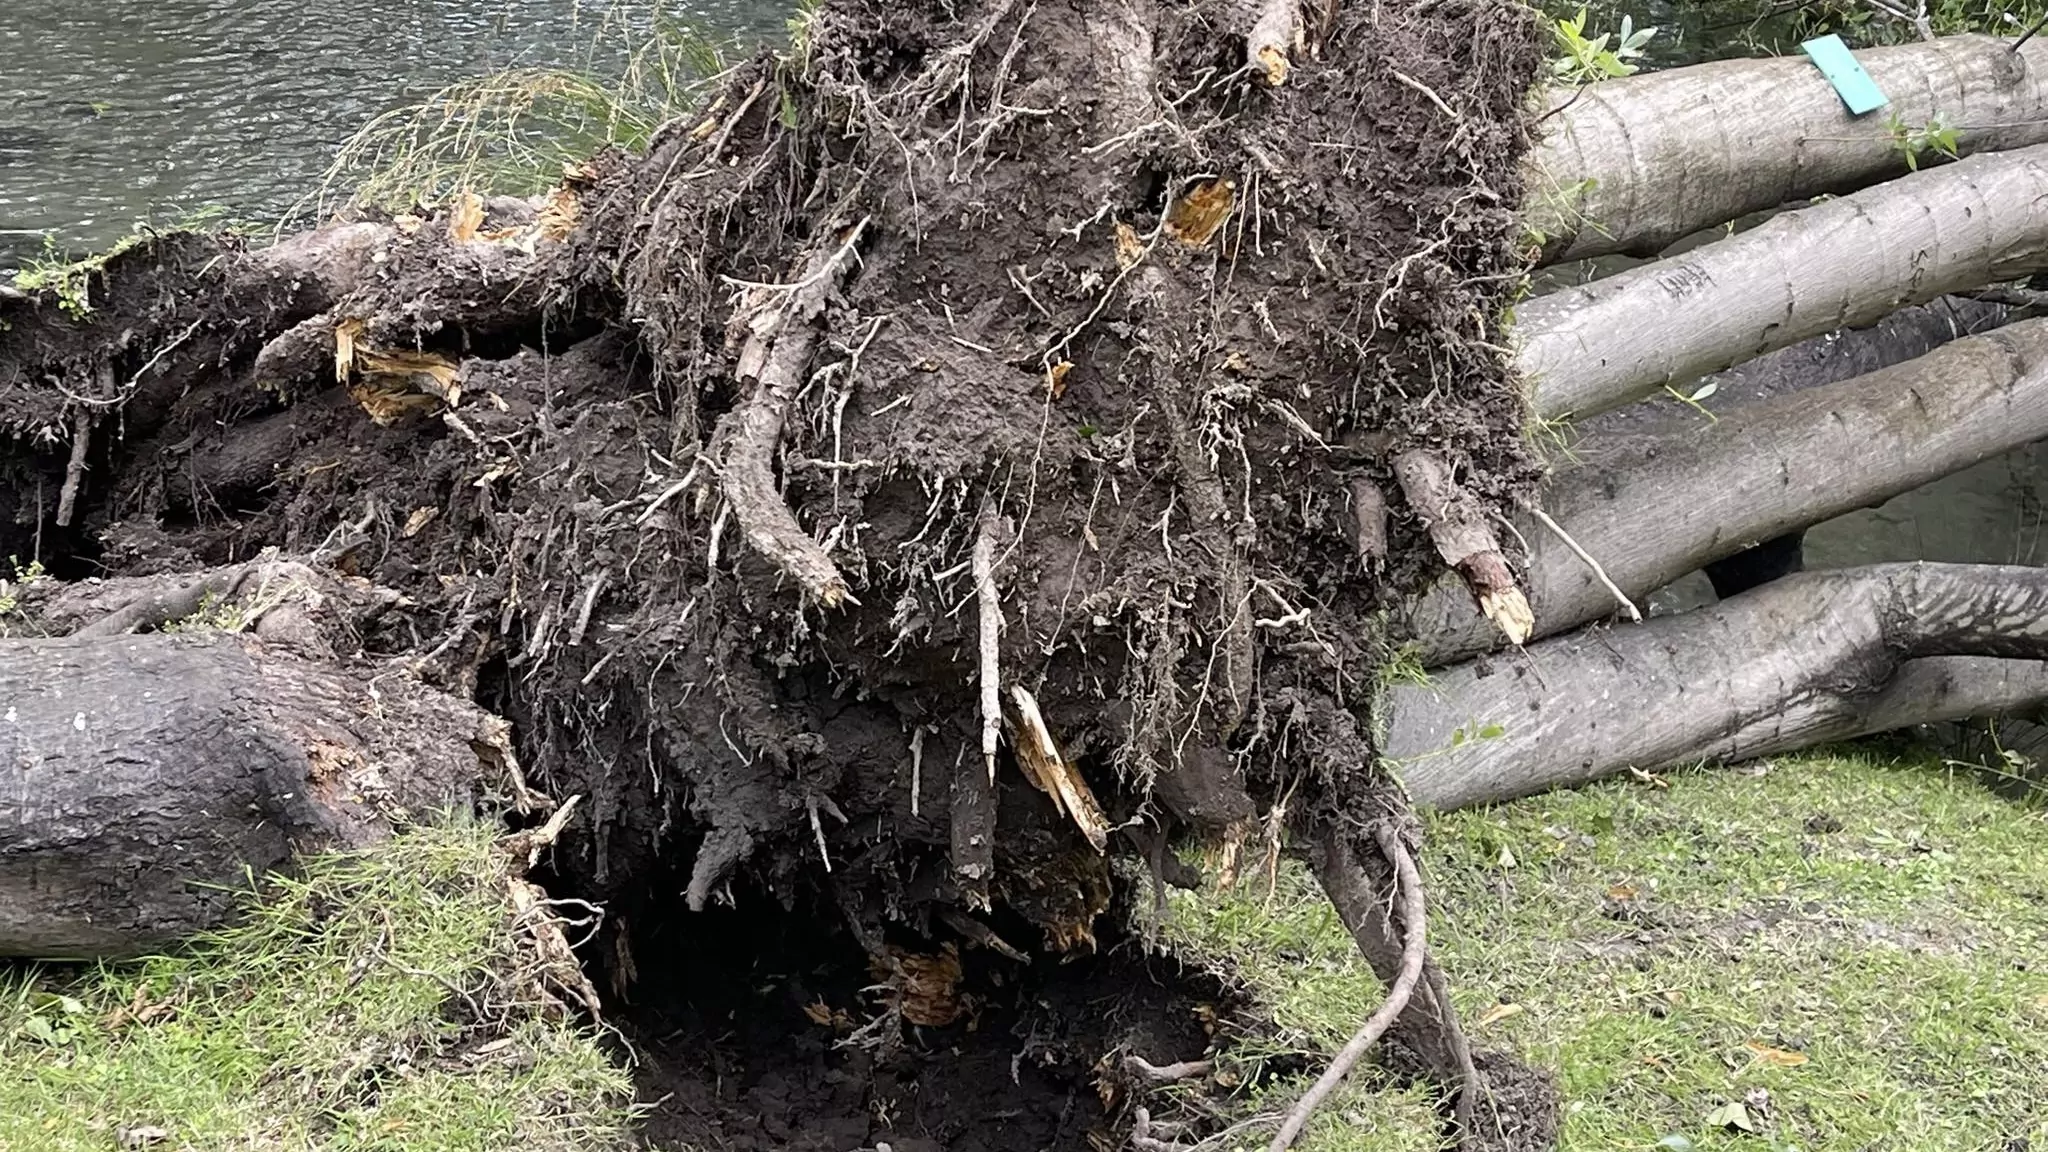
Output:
top-left (0, 0), bottom-right (1559, 1144)
top-left (613, 876), bottom-right (1256, 1151)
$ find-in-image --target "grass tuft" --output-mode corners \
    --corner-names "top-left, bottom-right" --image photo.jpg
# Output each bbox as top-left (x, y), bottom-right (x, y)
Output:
top-left (0, 821), bottom-right (635, 1152)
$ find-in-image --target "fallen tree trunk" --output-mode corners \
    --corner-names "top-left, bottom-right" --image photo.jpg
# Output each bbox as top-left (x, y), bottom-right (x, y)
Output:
top-left (1575, 295), bottom-right (2013, 441)
top-left (1531, 34), bottom-right (2048, 263)
top-left (1387, 563), bottom-right (2048, 810)
top-left (0, 629), bottom-right (496, 957)
top-left (1519, 142), bottom-right (2048, 421)
top-left (1414, 315), bottom-right (2048, 665)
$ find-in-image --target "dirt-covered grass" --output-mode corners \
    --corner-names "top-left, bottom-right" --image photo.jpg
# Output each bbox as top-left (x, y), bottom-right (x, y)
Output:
top-left (1167, 751), bottom-right (2048, 1151)
top-left (0, 823), bottom-right (635, 1152)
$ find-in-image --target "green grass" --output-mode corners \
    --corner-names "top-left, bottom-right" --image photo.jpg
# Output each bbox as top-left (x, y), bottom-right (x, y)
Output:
top-left (0, 822), bottom-right (635, 1152)
top-left (309, 9), bottom-right (726, 218)
top-left (1167, 751), bottom-right (2048, 1151)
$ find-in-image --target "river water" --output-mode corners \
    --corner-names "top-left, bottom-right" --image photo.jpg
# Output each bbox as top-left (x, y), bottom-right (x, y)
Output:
top-left (3, 1), bottom-right (2042, 588)
top-left (0, 0), bottom-right (791, 264)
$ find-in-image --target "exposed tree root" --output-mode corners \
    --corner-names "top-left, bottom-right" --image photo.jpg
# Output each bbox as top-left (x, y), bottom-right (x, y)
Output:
top-left (710, 216), bottom-right (870, 608)
top-left (1395, 562), bottom-right (2048, 810)
top-left (1395, 450), bottom-right (1533, 646)
top-left (1271, 823), bottom-right (1428, 1152)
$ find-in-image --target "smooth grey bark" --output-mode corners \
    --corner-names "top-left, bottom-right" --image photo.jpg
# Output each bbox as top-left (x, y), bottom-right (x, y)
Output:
top-left (1575, 295), bottom-right (2012, 442)
top-left (1531, 34), bottom-right (2048, 264)
top-left (1519, 143), bottom-right (2048, 422)
top-left (0, 633), bottom-right (488, 958)
top-left (1413, 316), bottom-right (2048, 666)
top-left (1388, 563), bottom-right (2048, 811)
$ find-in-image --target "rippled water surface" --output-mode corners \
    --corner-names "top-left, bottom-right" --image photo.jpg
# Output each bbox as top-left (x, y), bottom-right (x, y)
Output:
top-left (0, 0), bottom-right (791, 262)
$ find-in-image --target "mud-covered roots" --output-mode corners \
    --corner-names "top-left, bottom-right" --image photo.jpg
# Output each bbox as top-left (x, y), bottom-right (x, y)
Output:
top-left (0, 0), bottom-right (1559, 1143)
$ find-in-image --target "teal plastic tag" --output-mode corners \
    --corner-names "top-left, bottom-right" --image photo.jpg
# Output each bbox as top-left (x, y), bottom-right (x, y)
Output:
top-left (1801, 35), bottom-right (1889, 115)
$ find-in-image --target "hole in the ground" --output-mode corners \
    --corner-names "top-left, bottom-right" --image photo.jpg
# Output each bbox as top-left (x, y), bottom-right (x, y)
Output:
top-left (583, 869), bottom-right (1246, 1152)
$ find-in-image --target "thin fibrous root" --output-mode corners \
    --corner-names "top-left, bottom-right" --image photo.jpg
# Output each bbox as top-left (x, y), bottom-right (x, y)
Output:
top-left (712, 217), bottom-right (870, 608)
top-left (56, 411), bottom-right (90, 528)
top-left (1246, 0), bottom-right (1301, 85)
top-left (1268, 825), bottom-right (1427, 1152)
top-left (1393, 449), bottom-right (1532, 645)
top-left (974, 509), bottom-right (1004, 785)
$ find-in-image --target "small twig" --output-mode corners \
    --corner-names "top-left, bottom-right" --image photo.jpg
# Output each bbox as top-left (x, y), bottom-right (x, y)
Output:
top-left (55, 411), bottom-right (91, 527)
top-left (1125, 1055), bottom-right (1214, 1084)
top-left (567, 569), bottom-right (609, 647)
top-left (1390, 69), bottom-right (1460, 119)
top-left (974, 510), bottom-right (1004, 785)
top-left (2019, 10), bottom-right (2048, 52)
top-left (1524, 504), bottom-right (1641, 623)
top-left (938, 905), bottom-right (1030, 962)
top-left (1268, 826), bottom-right (1428, 1152)
top-left (126, 319), bottom-right (205, 390)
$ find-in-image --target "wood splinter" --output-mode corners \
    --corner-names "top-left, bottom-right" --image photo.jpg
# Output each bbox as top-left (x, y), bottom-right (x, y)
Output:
top-left (974, 511), bottom-right (1004, 785)
top-left (1393, 449), bottom-right (1533, 645)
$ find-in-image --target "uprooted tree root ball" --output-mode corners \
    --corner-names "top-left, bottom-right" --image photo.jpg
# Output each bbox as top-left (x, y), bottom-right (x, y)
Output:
top-left (0, 0), bottom-right (1559, 1145)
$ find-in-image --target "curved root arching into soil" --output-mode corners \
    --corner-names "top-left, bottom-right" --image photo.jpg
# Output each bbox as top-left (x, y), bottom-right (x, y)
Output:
top-left (0, 0), bottom-right (1558, 1146)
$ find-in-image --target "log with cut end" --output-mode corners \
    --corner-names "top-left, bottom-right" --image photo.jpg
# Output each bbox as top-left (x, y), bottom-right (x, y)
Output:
top-left (1416, 316), bottom-right (2048, 666)
top-left (1387, 563), bottom-right (2048, 811)
top-left (0, 633), bottom-right (492, 957)
top-left (1519, 142), bottom-right (2048, 422)
top-left (1531, 35), bottom-right (2048, 263)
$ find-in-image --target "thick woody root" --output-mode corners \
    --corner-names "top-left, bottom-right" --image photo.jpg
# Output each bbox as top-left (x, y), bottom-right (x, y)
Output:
top-left (1394, 450), bottom-right (1532, 646)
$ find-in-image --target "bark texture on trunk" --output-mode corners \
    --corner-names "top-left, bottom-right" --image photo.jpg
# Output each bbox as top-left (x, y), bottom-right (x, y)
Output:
top-left (1415, 317), bottom-right (2048, 666)
top-left (0, 633), bottom-right (488, 957)
top-left (1531, 35), bottom-right (2048, 263)
top-left (1520, 144), bottom-right (2048, 421)
top-left (1388, 563), bottom-right (2048, 811)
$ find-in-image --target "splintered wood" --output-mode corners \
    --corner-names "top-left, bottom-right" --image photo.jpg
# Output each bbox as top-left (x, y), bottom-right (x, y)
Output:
top-left (1008, 686), bottom-right (1112, 852)
top-left (1393, 450), bottom-right (1533, 645)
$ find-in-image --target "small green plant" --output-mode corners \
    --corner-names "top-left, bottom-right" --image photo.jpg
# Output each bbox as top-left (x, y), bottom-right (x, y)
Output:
top-left (1886, 111), bottom-right (1961, 171)
top-left (1549, 8), bottom-right (1657, 85)
top-left (0, 557), bottom-right (47, 623)
top-left (1663, 378), bottom-right (1720, 423)
top-left (11, 237), bottom-right (99, 319)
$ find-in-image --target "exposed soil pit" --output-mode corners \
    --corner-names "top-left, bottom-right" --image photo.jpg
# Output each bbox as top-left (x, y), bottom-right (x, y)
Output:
top-left (603, 874), bottom-right (1258, 1152)
top-left (1, 0), bottom-right (1560, 1144)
